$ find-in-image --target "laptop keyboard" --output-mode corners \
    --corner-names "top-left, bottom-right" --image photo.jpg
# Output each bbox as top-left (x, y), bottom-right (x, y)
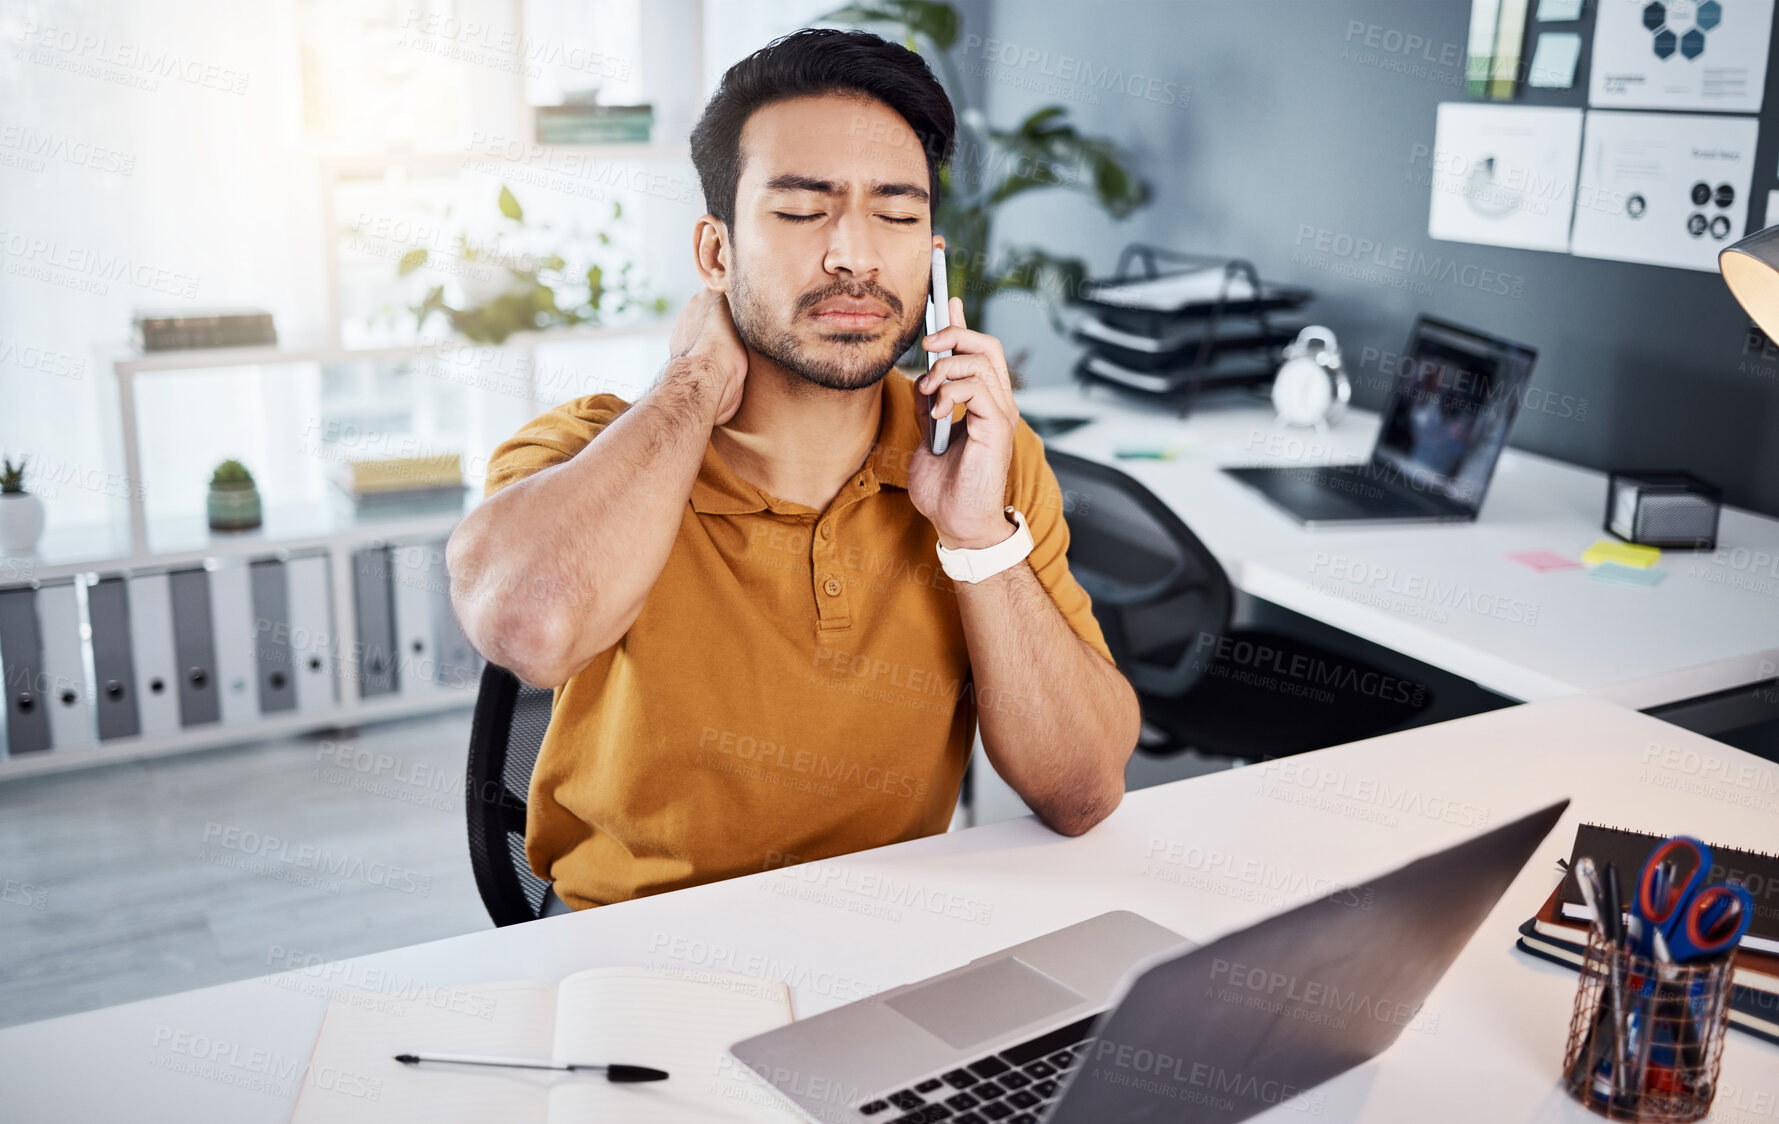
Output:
top-left (855, 1014), bottom-right (1097, 1123)
top-left (1300, 465), bottom-right (1440, 517)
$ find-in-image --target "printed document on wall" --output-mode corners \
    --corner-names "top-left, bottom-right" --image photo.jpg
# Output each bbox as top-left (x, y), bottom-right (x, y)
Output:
top-left (1588, 0), bottom-right (1774, 111)
top-left (1427, 103), bottom-right (1583, 252)
top-left (1571, 110), bottom-right (1757, 271)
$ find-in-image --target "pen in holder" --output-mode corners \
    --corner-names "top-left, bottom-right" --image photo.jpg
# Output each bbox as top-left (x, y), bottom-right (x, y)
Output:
top-left (1561, 925), bottom-right (1735, 1122)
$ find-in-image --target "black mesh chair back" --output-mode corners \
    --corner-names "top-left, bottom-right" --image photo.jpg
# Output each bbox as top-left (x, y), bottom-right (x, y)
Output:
top-left (1046, 450), bottom-right (1234, 698)
top-left (465, 662), bottom-right (557, 926)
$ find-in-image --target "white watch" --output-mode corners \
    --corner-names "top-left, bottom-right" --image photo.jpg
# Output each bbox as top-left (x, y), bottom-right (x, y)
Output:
top-left (936, 507), bottom-right (1034, 583)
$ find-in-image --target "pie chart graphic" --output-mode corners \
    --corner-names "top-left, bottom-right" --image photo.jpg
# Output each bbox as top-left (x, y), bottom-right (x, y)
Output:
top-left (1463, 154), bottom-right (1524, 219)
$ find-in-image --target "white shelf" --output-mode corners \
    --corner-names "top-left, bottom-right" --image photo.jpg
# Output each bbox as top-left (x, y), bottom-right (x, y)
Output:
top-left (316, 142), bottom-right (692, 179)
top-left (112, 317), bottom-right (675, 376)
top-left (0, 688), bottom-right (478, 782)
top-left (0, 495), bottom-right (479, 586)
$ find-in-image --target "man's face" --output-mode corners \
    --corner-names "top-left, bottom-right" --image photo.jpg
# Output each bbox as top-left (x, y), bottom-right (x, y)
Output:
top-left (724, 93), bottom-right (935, 392)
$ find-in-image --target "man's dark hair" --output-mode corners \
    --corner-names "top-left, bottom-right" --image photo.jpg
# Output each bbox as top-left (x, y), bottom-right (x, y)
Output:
top-left (689, 27), bottom-right (956, 232)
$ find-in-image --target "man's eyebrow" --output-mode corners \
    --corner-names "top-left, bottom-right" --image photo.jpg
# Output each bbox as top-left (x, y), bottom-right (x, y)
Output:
top-left (761, 173), bottom-right (929, 205)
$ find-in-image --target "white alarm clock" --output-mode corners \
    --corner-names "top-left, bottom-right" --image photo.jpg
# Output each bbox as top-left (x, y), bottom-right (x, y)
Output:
top-left (1270, 325), bottom-right (1350, 429)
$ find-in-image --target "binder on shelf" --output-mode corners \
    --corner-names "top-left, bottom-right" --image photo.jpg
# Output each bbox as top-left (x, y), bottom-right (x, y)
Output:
top-left (353, 546), bottom-right (398, 698)
top-left (167, 567), bottom-right (221, 728)
top-left (249, 559), bottom-right (298, 715)
top-left (284, 553), bottom-right (337, 715)
top-left (390, 541), bottom-right (441, 695)
top-left (36, 581), bottom-right (93, 749)
top-left (87, 576), bottom-right (141, 741)
top-left (0, 586), bottom-right (51, 756)
top-left (430, 538), bottom-right (483, 693)
top-left (126, 571), bottom-right (182, 737)
top-left (208, 561), bottom-right (260, 725)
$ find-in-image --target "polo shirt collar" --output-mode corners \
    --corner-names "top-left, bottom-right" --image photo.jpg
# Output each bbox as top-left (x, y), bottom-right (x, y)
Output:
top-left (689, 370), bottom-right (923, 514)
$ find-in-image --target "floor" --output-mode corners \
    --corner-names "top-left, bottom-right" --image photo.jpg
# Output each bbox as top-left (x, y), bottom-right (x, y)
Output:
top-left (0, 706), bottom-right (490, 1029)
top-left (0, 706), bottom-right (989, 1031)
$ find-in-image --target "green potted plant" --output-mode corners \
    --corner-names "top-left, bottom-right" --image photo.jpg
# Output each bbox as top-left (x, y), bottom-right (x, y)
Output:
top-left (404, 185), bottom-right (669, 345)
top-left (207, 458), bottom-right (262, 531)
top-left (0, 455), bottom-right (45, 554)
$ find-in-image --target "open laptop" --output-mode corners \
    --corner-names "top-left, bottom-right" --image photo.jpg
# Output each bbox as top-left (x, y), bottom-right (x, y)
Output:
top-left (730, 798), bottom-right (1568, 1124)
top-left (1223, 316), bottom-right (1538, 526)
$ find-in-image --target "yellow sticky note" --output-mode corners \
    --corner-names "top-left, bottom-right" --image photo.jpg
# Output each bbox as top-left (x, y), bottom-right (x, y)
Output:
top-left (1582, 539), bottom-right (1661, 569)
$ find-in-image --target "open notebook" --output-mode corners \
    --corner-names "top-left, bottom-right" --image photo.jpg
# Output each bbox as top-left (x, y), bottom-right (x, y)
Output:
top-left (288, 966), bottom-right (800, 1122)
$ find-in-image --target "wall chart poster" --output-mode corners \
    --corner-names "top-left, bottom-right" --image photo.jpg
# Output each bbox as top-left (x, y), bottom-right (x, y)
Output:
top-left (1571, 110), bottom-right (1758, 270)
top-left (1427, 103), bottom-right (1584, 251)
top-left (1588, 0), bottom-right (1774, 111)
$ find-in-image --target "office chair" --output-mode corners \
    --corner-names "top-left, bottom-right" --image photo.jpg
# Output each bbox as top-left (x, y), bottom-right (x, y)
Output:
top-left (1046, 450), bottom-right (1433, 760)
top-left (465, 661), bottom-right (557, 926)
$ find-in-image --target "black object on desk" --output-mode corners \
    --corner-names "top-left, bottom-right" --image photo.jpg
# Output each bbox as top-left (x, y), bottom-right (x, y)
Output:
top-left (1604, 470), bottom-right (1722, 550)
top-left (1018, 414), bottom-right (1093, 439)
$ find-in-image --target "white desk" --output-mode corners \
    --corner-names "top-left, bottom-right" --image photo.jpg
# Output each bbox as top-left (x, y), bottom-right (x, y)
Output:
top-left (3, 694), bottom-right (1776, 1122)
top-left (1016, 385), bottom-right (1779, 708)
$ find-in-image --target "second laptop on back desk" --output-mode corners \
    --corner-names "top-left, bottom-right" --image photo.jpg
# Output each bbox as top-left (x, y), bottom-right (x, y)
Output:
top-left (1224, 315), bottom-right (1538, 526)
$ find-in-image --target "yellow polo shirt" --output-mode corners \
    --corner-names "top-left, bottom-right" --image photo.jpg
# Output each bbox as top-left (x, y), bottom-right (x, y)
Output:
top-left (481, 367), bottom-right (1114, 909)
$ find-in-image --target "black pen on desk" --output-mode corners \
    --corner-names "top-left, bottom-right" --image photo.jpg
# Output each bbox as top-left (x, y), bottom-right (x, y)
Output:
top-left (1602, 863), bottom-right (1632, 1105)
top-left (394, 1053), bottom-right (669, 1082)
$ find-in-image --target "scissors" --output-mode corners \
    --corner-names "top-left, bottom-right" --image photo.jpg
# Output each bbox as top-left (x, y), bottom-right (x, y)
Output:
top-left (1629, 835), bottom-right (1712, 960)
top-left (1661, 882), bottom-right (1753, 964)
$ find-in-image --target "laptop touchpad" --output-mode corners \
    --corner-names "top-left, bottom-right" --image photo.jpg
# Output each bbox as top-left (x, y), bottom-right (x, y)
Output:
top-left (885, 957), bottom-right (1086, 1050)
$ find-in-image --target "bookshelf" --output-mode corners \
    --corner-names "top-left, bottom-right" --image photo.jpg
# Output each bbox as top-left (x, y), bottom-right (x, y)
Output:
top-left (0, 0), bottom-right (706, 779)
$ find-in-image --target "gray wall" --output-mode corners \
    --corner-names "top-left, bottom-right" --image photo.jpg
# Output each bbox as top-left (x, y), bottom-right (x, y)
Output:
top-left (969, 0), bottom-right (1779, 517)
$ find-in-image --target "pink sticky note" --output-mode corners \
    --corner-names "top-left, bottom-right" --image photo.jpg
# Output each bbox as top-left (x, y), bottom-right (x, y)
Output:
top-left (1506, 550), bottom-right (1582, 573)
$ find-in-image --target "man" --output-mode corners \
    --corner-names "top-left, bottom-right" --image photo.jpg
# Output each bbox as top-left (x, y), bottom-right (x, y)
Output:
top-left (447, 27), bottom-right (1140, 915)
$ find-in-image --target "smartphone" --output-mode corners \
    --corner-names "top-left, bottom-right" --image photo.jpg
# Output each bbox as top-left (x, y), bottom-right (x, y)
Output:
top-left (920, 245), bottom-right (964, 455)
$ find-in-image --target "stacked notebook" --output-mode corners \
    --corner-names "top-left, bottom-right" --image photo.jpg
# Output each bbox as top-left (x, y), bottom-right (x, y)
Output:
top-left (1514, 822), bottom-right (1779, 1045)
top-left (534, 103), bottom-right (653, 144)
top-left (288, 966), bottom-right (800, 1122)
top-left (1070, 265), bottom-right (1311, 398)
top-left (332, 454), bottom-right (468, 512)
top-left (132, 307), bottom-right (276, 351)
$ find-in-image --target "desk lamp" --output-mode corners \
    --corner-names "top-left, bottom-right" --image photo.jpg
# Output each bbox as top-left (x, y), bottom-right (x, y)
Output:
top-left (1720, 226), bottom-right (1779, 337)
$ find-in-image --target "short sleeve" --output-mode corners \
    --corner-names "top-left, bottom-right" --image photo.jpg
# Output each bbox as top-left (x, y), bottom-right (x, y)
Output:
top-left (483, 394), bottom-right (633, 499)
top-left (1006, 421), bottom-right (1117, 667)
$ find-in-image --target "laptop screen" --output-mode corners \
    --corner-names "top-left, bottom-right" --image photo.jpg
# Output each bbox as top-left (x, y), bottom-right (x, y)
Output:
top-left (1370, 317), bottom-right (1537, 510)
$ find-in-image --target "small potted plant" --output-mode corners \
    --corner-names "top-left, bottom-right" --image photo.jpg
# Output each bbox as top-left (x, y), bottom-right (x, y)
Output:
top-left (207, 458), bottom-right (262, 531)
top-left (0, 455), bottom-right (45, 554)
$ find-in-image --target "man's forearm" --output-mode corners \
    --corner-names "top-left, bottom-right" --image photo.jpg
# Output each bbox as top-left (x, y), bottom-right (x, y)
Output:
top-left (448, 358), bottom-right (724, 685)
top-left (953, 561), bottom-right (1140, 836)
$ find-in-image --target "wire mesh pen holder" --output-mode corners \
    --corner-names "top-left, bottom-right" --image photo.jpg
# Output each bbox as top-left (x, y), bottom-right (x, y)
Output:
top-left (1562, 927), bottom-right (1735, 1121)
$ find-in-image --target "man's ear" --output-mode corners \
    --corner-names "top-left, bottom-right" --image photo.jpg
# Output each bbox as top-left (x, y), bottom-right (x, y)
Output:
top-left (692, 216), bottom-right (731, 292)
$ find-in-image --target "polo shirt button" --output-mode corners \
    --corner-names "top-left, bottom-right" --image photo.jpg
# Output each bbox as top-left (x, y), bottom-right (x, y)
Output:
top-left (820, 522), bottom-right (833, 539)
top-left (824, 576), bottom-right (842, 596)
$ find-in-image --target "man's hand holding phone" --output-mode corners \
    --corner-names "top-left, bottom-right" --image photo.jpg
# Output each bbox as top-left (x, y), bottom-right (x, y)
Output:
top-left (666, 288), bottom-right (749, 426)
top-left (908, 297), bottom-right (1020, 551)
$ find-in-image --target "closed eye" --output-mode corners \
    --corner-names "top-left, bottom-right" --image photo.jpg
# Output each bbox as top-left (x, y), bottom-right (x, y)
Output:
top-left (772, 212), bottom-right (921, 225)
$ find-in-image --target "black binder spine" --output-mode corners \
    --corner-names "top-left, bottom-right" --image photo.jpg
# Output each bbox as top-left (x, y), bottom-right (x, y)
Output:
top-left (167, 567), bottom-right (220, 727)
top-left (0, 586), bottom-right (51, 755)
top-left (249, 559), bottom-right (297, 714)
top-left (353, 547), bottom-right (398, 698)
top-left (87, 576), bottom-right (142, 740)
